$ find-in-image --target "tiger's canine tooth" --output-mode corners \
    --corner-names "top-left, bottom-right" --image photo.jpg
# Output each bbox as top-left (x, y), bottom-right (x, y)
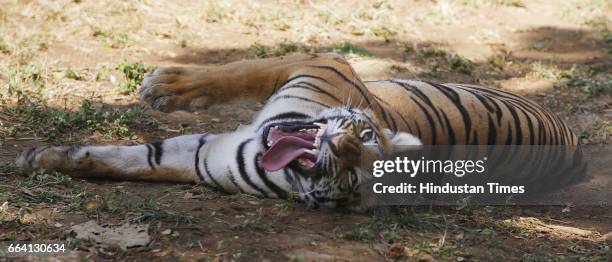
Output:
top-left (304, 149), bottom-right (317, 155)
top-left (314, 122), bottom-right (327, 127)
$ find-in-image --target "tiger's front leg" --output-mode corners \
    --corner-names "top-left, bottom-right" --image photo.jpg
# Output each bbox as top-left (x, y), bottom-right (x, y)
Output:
top-left (16, 134), bottom-right (213, 183)
top-left (15, 132), bottom-right (294, 198)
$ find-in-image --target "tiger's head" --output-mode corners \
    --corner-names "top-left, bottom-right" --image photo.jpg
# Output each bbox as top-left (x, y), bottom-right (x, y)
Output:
top-left (261, 107), bottom-right (421, 210)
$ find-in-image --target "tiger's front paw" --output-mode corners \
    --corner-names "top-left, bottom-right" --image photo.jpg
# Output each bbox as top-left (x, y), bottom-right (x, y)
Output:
top-left (139, 67), bottom-right (210, 112)
top-left (15, 146), bottom-right (74, 175)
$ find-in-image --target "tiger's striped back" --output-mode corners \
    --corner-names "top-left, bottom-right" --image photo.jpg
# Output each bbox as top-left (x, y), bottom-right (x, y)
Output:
top-left (364, 80), bottom-right (578, 145)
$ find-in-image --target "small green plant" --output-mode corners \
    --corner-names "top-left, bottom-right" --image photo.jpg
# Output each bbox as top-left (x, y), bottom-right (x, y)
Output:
top-left (249, 41), bottom-right (311, 58)
top-left (447, 54), bottom-right (474, 75)
top-left (115, 60), bottom-right (153, 95)
top-left (19, 169), bottom-right (73, 188)
top-left (581, 120), bottom-right (611, 144)
top-left (203, 2), bottom-right (232, 23)
top-left (346, 226), bottom-right (375, 241)
top-left (132, 196), bottom-right (202, 224)
top-left (10, 169), bottom-right (74, 204)
top-left (331, 43), bottom-right (372, 57)
top-left (559, 67), bottom-right (612, 98)
top-left (92, 28), bottom-right (130, 49)
top-left (406, 45), bottom-right (475, 75)
top-left (64, 69), bottom-right (84, 81)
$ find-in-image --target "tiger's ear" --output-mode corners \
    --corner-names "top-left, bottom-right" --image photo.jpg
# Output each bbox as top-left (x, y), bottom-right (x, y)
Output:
top-left (382, 129), bottom-right (422, 153)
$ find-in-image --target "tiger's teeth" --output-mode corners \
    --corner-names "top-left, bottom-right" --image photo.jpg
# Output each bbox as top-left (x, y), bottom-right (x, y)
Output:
top-left (314, 122), bottom-right (326, 127)
top-left (304, 149), bottom-right (318, 155)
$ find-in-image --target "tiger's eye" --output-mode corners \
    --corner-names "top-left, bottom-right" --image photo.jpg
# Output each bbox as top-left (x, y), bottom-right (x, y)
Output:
top-left (359, 129), bottom-right (373, 141)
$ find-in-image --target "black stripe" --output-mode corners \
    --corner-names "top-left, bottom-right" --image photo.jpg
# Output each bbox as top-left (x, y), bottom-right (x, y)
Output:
top-left (151, 141), bottom-right (163, 165)
top-left (395, 110), bottom-right (415, 134)
top-left (194, 136), bottom-right (208, 181)
top-left (283, 169), bottom-right (295, 188)
top-left (227, 169), bottom-right (243, 193)
top-left (440, 111), bottom-right (457, 144)
top-left (509, 101), bottom-right (535, 144)
top-left (254, 153), bottom-right (287, 198)
top-left (373, 95), bottom-right (397, 132)
top-left (267, 75), bottom-right (282, 99)
top-left (145, 144), bottom-right (155, 170)
top-left (278, 84), bottom-right (340, 103)
top-left (257, 111), bottom-right (310, 130)
top-left (394, 81), bottom-right (446, 130)
top-left (505, 123), bottom-right (513, 145)
top-left (454, 85), bottom-right (504, 126)
top-left (487, 115), bottom-right (497, 145)
top-left (429, 82), bottom-right (472, 143)
top-left (306, 65), bottom-right (372, 106)
top-left (203, 156), bottom-right (227, 192)
top-left (278, 74), bottom-right (337, 91)
top-left (294, 81), bottom-right (342, 103)
top-left (501, 101), bottom-right (523, 144)
top-left (25, 147), bottom-right (37, 168)
top-left (410, 97), bottom-right (437, 144)
top-left (236, 139), bottom-right (269, 197)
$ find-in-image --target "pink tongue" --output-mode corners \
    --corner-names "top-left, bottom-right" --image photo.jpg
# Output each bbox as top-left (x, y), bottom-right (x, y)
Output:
top-left (262, 136), bottom-right (314, 171)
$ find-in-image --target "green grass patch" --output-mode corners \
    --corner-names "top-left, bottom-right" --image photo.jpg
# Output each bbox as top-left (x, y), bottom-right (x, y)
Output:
top-left (64, 69), bottom-right (85, 81)
top-left (18, 169), bottom-right (73, 188)
top-left (92, 28), bottom-right (130, 49)
top-left (559, 67), bottom-right (612, 98)
top-left (133, 196), bottom-right (202, 224)
top-left (580, 120), bottom-right (611, 144)
top-left (405, 45), bottom-right (475, 75)
top-left (249, 41), bottom-right (312, 58)
top-left (330, 43), bottom-right (372, 57)
top-left (1, 98), bottom-right (156, 142)
top-left (115, 60), bottom-right (154, 95)
top-left (0, 169), bottom-right (75, 205)
top-left (446, 54), bottom-right (475, 75)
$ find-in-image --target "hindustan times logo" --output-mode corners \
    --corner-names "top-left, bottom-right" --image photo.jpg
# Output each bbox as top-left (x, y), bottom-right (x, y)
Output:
top-left (372, 157), bottom-right (487, 178)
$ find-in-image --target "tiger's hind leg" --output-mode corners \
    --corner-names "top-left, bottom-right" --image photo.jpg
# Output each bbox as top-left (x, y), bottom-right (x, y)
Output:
top-left (140, 53), bottom-right (373, 112)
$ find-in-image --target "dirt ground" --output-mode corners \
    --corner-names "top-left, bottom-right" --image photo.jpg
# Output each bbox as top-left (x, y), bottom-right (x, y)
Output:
top-left (0, 0), bottom-right (611, 261)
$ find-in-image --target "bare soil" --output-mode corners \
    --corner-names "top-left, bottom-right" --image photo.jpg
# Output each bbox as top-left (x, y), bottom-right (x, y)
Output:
top-left (0, 0), bottom-right (610, 261)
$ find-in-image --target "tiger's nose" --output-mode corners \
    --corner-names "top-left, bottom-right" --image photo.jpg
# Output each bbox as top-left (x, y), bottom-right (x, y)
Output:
top-left (336, 135), bottom-right (361, 163)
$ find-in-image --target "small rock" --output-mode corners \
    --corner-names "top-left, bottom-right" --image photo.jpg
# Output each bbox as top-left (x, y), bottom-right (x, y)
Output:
top-left (161, 229), bottom-right (172, 235)
top-left (387, 242), bottom-right (405, 259)
top-left (54, 223), bottom-right (63, 228)
top-left (418, 253), bottom-right (435, 262)
top-left (183, 192), bottom-right (194, 199)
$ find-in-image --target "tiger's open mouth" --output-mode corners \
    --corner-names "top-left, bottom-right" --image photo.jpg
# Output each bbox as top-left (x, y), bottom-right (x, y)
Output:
top-left (262, 122), bottom-right (327, 172)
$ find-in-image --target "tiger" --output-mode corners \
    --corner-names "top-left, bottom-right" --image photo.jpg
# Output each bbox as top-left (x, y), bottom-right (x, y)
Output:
top-left (15, 53), bottom-right (578, 211)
